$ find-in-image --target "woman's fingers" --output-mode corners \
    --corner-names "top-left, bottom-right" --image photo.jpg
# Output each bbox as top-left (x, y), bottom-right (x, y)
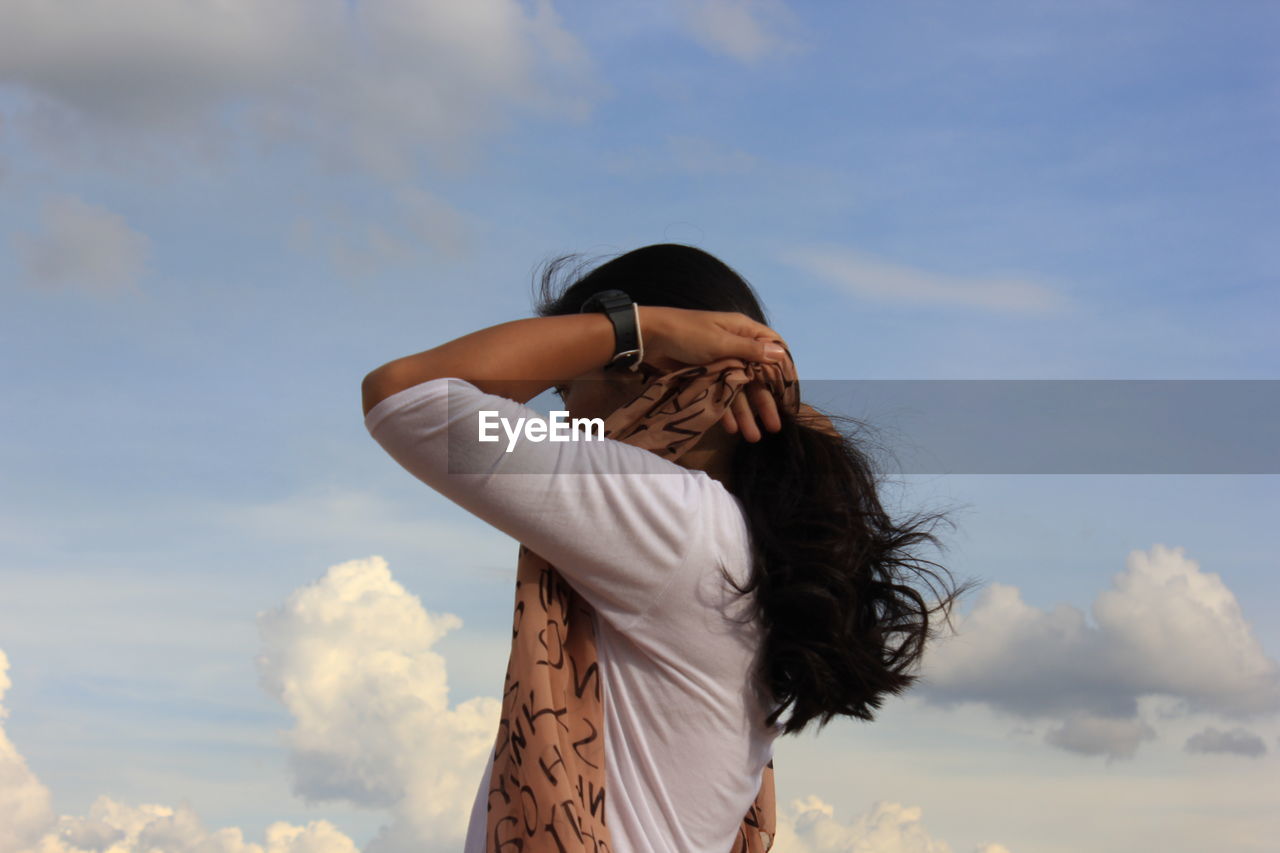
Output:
top-left (719, 380), bottom-right (783, 441)
top-left (702, 322), bottom-right (779, 366)
top-left (731, 388), bottom-right (762, 442)
top-left (749, 382), bottom-right (782, 433)
top-left (739, 326), bottom-right (787, 364)
top-left (734, 331), bottom-right (785, 364)
top-left (721, 407), bottom-right (738, 434)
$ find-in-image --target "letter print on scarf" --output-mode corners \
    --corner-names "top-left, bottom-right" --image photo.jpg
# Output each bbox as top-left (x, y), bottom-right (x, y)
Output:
top-left (484, 345), bottom-right (799, 852)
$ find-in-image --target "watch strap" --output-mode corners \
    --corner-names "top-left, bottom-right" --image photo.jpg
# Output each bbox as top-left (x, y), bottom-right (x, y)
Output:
top-left (579, 289), bottom-right (644, 371)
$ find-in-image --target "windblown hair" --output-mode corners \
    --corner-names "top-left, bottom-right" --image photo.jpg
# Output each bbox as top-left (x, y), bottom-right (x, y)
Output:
top-left (531, 243), bottom-right (981, 737)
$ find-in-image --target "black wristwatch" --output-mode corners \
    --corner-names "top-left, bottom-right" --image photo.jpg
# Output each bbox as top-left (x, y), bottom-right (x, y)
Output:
top-left (579, 289), bottom-right (645, 372)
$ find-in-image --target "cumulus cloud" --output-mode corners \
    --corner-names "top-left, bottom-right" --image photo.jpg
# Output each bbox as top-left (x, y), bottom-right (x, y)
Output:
top-left (1093, 546), bottom-right (1279, 716)
top-left (676, 0), bottom-right (810, 63)
top-left (9, 195), bottom-right (150, 295)
top-left (0, 0), bottom-right (604, 178)
top-left (23, 797), bottom-right (358, 853)
top-left (1184, 725), bottom-right (1268, 758)
top-left (918, 544), bottom-right (1280, 759)
top-left (780, 245), bottom-right (1064, 312)
top-left (2, 556), bottom-right (499, 852)
top-left (255, 556), bottom-right (502, 851)
top-left (774, 795), bottom-right (1010, 853)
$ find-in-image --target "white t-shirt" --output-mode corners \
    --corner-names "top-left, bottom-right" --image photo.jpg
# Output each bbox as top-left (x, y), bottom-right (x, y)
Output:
top-left (364, 377), bottom-right (782, 853)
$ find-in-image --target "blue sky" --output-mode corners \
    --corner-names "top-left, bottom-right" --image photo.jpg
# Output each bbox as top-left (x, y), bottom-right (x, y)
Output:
top-left (1, 2), bottom-right (1277, 852)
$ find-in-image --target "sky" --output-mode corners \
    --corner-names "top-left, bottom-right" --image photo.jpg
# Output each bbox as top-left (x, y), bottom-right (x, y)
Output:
top-left (1, 1), bottom-right (1278, 852)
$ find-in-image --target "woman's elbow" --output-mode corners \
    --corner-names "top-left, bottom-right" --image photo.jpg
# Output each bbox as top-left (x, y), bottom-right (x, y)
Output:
top-left (362, 365), bottom-right (399, 417)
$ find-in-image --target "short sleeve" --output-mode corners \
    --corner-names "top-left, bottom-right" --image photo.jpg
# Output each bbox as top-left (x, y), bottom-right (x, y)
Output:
top-left (364, 376), bottom-right (708, 631)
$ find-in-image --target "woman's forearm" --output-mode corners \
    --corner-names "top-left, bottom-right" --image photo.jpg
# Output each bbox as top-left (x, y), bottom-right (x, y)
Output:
top-left (362, 304), bottom-right (788, 421)
top-left (361, 311), bottom-right (625, 415)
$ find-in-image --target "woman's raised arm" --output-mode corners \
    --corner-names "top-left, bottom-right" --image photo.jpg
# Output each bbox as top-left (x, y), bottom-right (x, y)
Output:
top-left (361, 306), bottom-right (788, 417)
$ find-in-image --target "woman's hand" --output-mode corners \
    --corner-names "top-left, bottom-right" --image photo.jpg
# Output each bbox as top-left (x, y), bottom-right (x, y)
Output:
top-left (639, 306), bottom-right (790, 442)
top-left (639, 306), bottom-right (787, 368)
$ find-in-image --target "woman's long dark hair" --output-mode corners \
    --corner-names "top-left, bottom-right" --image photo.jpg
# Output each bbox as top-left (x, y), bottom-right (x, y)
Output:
top-left (531, 243), bottom-right (981, 737)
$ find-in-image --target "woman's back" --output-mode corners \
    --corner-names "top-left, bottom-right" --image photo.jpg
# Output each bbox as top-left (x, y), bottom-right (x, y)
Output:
top-left (578, 477), bottom-right (778, 851)
top-left (465, 475), bottom-right (778, 852)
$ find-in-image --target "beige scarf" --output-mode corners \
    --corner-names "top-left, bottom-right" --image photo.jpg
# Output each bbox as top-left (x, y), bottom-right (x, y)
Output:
top-left (483, 348), bottom-right (800, 852)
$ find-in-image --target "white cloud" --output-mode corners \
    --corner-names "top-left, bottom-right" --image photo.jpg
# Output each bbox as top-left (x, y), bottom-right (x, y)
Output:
top-left (255, 556), bottom-right (501, 850)
top-left (1184, 725), bottom-right (1268, 758)
top-left (780, 246), bottom-right (1064, 312)
top-left (9, 195), bottom-right (150, 295)
top-left (918, 544), bottom-right (1280, 759)
top-left (0, 556), bottom-right (500, 852)
top-left (0, 0), bottom-right (604, 179)
top-left (677, 0), bottom-right (810, 63)
top-left (22, 797), bottom-right (358, 853)
top-left (773, 795), bottom-right (1010, 853)
top-left (1093, 545), bottom-right (1279, 716)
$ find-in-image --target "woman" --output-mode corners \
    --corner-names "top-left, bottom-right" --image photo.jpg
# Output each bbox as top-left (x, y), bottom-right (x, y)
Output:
top-left (361, 244), bottom-right (974, 852)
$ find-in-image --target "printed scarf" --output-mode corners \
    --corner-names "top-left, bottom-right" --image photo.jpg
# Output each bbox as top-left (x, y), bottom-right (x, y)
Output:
top-left (482, 347), bottom-right (800, 852)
